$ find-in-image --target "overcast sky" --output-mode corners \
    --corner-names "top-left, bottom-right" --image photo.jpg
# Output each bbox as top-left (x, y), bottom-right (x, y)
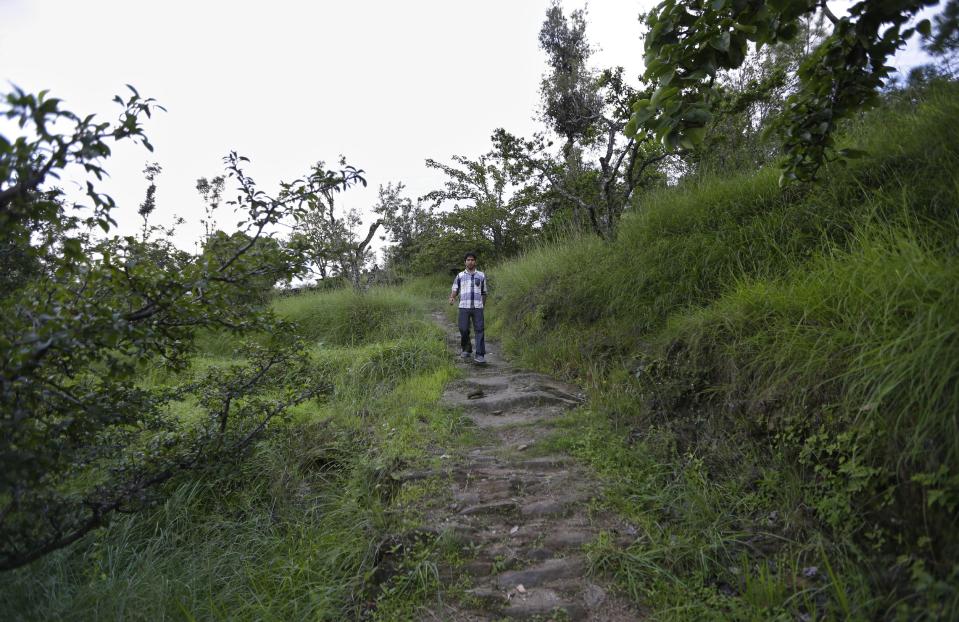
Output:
top-left (0, 0), bottom-right (938, 255)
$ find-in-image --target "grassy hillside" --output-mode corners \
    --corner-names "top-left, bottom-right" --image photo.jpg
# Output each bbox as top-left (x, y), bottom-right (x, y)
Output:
top-left (0, 281), bottom-right (468, 621)
top-left (490, 82), bottom-right (959, 620)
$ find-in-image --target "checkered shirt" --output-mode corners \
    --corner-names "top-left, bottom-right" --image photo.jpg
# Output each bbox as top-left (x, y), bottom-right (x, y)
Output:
top-left (452, 270), bottom-right (487, 309)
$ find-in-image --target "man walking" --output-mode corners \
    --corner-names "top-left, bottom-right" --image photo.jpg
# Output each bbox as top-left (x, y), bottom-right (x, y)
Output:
top-left (448, 252), bottom-right (488, 364)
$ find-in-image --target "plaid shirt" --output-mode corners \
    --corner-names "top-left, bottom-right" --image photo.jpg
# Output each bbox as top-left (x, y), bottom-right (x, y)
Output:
top-left (452, 270), bottom-right (487, 309)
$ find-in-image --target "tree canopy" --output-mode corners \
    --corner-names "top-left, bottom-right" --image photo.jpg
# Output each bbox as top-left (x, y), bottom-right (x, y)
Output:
top-left (629, 0), bottom-right (939, 182)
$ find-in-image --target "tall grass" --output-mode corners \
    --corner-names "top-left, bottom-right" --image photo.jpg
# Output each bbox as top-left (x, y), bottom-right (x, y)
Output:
top-left (273, 285), bottom-right (430, 346)
top-left (491, 81), bottom-right (959, 619)
top-left (1, 281), bottom-right (461, 620)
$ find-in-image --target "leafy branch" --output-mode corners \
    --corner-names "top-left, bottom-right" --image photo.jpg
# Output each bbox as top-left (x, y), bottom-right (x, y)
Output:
top-left (629, 0), bottom-right (938, 182)
top-left (0, 87), bottom-right (361, 570)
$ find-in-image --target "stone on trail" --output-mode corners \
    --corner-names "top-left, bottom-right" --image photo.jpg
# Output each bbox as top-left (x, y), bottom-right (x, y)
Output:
top-left (494, 557), bottom-right (585, 589)
top-left (459, 499), bottom-right (518, 516)
top-left (520, 493), bottom-right (591, 517)
top-left (501, 588), bottom-right (587, 621)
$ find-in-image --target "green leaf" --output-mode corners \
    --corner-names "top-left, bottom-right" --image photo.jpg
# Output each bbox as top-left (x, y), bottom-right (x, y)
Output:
top-left (654, 122), bottom-right (673, 144)
top-left (651, 86), bottom-right (679, 106)
top-left (632, 98), bottom-right (652, 113)
top-left (779, 22), bottom-right (798, 40)
top-left (778, 169), bottom-right (797, 186)
top-left (916, 19), bottom-right (931, 38)
top-left (631, 107), bottom-right (656, 126)
top-left (63, 237), bottom-right (83, 260)
top-left (685, 127), bottom-right (706, 147)
top-left (710, 31), bottom-right (730, 52)
top-left (681, 107), bottom-right (712, 124)
top-left (645, 58), bottom-right (664, 77)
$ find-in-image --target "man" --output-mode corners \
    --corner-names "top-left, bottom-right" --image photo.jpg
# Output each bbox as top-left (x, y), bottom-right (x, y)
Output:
top-left (448, 251), bottom-right (488, 364)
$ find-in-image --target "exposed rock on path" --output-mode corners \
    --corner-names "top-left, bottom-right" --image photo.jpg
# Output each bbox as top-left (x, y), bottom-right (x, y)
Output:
top-left (414, 311), bottom-right (640, 621)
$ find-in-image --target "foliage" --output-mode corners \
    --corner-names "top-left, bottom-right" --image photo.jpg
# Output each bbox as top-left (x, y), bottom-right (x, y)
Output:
top-left (687, 14), bottom-right (828, 178)
top-left (376, 182), bottom-right (432, 275)
top-left (0, 87), bottom-right (364, 570)
top-left (370, 181), bottom-right (482, 281)
top-left (923, 0), bottom-right (959, 75)
top-left (375, 151), bottom-right (540, 276)
top-left (538, 1), bottom-right (603, 153)
top-left (136, 161), bottom-right (162, 238)
top-left (495, 4), bottom-right (669, 240)
top-left (422, 147), bottom-right (543, 261)
top-left (195, 173), bottom-right (225, 240)
top-left (630, 0), bottom-right (938, 182)
top-left (283, 157), bottom-right (381, 289)
top-left (199, 230), bottom-right (289, 305)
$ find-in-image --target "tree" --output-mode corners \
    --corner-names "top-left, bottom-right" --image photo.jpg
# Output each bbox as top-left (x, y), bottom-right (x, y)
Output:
top-left (195, 174), bottom-right (226, 241)
top-left (923, 0), bottom-right (959, 75)
top-left (421, 147), bottom-right (543, 261)
top-left (493, 4), bottom-right (669, 241)
top-left (630, 0), bottom-right (939, 182)
top-left (138, 161), bottom-right (162, 239)
top-left (286, 158), bottom-right (383, 289)
top-left (199, 230), bottom-right (290, 304)
top-left (0, 87), bottom-right (362, 570)
top-left (368, 182), bottom-right (488, 277)
top-left (373, 182), bottom-right (436, 275)
top-left (686, 14), bottom-right (829, 177)
top-left (539, 2), bottom-right (604, 161)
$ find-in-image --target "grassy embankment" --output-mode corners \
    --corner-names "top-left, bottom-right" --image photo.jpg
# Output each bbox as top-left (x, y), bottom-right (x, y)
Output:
top-left (489, 83), bottom-right (959, 620)
top-left (1, 280), bottom-right (473, 621)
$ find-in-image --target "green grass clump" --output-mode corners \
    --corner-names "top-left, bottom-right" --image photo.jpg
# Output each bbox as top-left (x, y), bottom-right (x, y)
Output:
top-left (491, 81), bottom-right (959, 619)
top-left (654, 223), bottom-right (959, 616)
top-left (0, 421), bottom-right (379, 620)
top-left (493, 83), bottom-right (959, 370)
top-left (273, 286), bottom-right (426, 346)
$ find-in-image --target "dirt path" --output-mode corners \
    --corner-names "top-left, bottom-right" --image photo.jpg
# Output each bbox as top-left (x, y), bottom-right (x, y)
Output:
top-left (412, 311), bottom-right (639, 621)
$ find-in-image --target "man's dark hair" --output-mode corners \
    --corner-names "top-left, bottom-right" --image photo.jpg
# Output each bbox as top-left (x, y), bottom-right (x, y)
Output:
top-left (464, 251), bottom-right (477, 261)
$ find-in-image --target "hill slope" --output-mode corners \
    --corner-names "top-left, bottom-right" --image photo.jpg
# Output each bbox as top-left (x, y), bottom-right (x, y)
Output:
top-left (490, 82), bottom-right (959, 619)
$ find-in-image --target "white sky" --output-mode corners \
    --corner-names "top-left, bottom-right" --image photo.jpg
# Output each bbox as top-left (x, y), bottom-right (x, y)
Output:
top-left (0, 0), bottom-right (938, 255)
top-left (0, 0), bottom-right (650, 252)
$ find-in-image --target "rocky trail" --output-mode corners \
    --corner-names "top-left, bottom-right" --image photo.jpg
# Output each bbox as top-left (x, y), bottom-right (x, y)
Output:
top-left (404, 312), bottom-right (640, 621)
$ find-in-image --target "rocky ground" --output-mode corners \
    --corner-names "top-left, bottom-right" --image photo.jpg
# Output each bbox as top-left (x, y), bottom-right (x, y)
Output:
top-left (403, 312), bottom-right (641, 621)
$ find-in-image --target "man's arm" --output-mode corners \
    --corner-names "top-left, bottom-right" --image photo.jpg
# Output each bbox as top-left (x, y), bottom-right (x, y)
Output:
top-left (449, 275), bottom-right (459, 305)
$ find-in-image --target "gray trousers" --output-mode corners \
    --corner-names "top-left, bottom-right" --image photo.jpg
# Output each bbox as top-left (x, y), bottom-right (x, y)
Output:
top-left (457, 308), bottom-right (485, 355)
